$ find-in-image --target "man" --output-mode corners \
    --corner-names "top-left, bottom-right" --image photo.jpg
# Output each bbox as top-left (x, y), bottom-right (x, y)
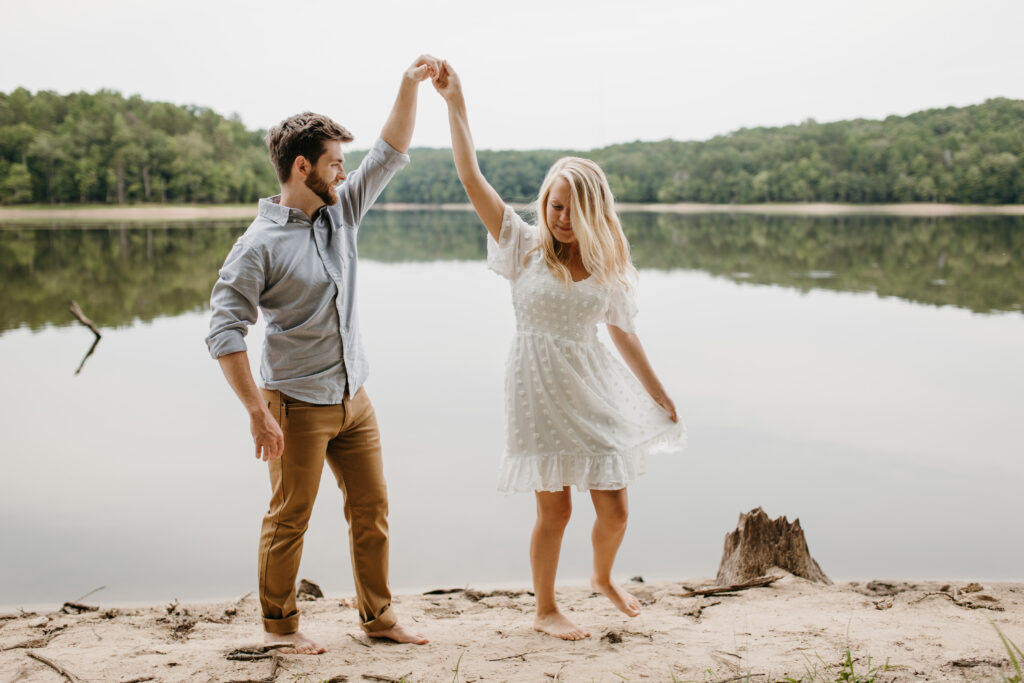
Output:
top-left (206, 55), bottom-right (440, 653)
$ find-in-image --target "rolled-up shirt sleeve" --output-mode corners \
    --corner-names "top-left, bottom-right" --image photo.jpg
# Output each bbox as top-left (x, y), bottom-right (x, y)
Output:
top-left (335, 137), bottom-right (410, 227)
top-left (206, 239), bottom-right (264, 359)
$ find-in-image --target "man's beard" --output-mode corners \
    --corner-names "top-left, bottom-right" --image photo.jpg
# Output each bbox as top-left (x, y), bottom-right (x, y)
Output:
top-left (305, 168), bottom-right (338, 205)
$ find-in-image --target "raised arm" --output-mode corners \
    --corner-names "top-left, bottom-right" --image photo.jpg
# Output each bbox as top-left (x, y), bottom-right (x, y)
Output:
top-left (380, 55), bottom-right (441, 154)
top-left (607, 325), bottom-right (679, 422)
top-left (432, 61), bottom-right (505, 240)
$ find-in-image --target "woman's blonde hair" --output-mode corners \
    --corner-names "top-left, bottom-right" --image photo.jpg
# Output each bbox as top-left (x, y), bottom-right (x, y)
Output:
top-left (529, 157), bottom-right (638, 289)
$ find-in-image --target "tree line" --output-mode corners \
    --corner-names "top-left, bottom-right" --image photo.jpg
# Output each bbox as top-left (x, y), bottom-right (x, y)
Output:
top-left (0, 89), bottom-right (277, 204)
top-left (2, 88), bottom-right (1022, 205)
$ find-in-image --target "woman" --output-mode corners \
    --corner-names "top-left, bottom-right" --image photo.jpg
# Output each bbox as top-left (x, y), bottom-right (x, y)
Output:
top-left (433, 62), bottom-right (686, 640)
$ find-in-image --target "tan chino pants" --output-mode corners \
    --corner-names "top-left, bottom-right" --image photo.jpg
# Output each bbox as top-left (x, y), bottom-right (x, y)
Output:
top-left (257, 387), bottom-right (396, 634)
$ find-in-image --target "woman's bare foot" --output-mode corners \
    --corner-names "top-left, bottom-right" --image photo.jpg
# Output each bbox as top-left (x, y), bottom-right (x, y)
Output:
top-left (533, 610), bottom-right (590, 640)
top-left (591, 576), bottom-right (642, 617)
top-left (263, 629), bottom-right (325, 655)
top-left (367, 622), bottom-right (429, 645)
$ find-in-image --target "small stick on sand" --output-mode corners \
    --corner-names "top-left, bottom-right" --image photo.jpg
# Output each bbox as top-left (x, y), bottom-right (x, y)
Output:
top-left (487, 650), bottom-right (539, 662)
top-left (26, 651), bottom-right (81, 683)
top-left (74, 586), bottom-right (106, 603)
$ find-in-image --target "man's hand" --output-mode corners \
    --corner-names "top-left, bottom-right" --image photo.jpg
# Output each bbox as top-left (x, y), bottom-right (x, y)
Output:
top-left (250, 405), bottom-right (284, 462)
top-left (432, 60), bottom-right (462, 103)
top-left (404, 54), bottom-right (441, 84)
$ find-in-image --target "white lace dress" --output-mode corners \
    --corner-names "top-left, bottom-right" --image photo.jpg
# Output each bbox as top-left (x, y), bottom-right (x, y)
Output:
top-left (489, 206), bottom-right (687, 493)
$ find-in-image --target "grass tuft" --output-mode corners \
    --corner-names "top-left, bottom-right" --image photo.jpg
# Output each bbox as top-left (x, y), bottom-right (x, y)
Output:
top-left (994, 623), bottom-right (1023, 683)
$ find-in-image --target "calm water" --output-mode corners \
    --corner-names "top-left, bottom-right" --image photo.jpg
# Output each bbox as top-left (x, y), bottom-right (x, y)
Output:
top-left (1, 211), bottom-right (1022, 608)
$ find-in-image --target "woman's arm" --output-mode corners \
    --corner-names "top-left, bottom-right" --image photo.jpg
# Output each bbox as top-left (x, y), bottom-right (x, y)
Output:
top-left (607, 324), bottom-right (679, 422)
top-left (433, 61), bottom-right (505, 240)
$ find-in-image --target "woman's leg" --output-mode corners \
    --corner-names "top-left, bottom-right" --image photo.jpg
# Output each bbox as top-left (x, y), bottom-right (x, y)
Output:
top-left (531, 487), bottom-right (590, 640)
top-left (590, 488), bottom-right (642, 617)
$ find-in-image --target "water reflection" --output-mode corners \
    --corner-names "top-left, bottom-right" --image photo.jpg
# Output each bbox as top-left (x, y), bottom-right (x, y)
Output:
top-left (1, 212), bottom-right (1021, 334)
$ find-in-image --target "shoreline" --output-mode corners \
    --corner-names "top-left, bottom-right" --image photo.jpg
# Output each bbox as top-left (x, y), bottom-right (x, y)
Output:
top-left (1, 576), bottom-right (1021, 681)
top-left (1, 201), bottom-right (1023, 224)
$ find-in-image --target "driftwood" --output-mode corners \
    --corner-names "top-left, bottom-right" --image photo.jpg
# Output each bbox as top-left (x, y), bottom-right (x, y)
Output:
top-left (716, 507), bottom-right (830, 585)
top-left (676, 575), bottom-right (783, 598)
top-left (69, 301), bottom-right (102, 375)
top-left (61, 602), bottom-right (99, 614)
top-left (26, 651), bottom-right (81, 682)
top-left (69, 301), bottom-right (101, 338)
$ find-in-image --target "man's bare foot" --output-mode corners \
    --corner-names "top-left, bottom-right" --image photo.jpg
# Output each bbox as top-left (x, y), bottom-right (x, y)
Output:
top-left (533, 610), bottom-right (590, 640)
top-left (591, 576), bottom-right (642, 617)
top-left (263, 629), bottom-right (325, 655)
top-left (367, 622), bottom-right (429, 645)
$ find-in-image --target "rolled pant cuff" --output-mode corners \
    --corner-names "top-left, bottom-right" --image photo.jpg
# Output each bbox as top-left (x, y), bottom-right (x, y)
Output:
top-left (361, 605), bottom-right (397, 634)
top-left (262, 613), bottom-right (300, 635)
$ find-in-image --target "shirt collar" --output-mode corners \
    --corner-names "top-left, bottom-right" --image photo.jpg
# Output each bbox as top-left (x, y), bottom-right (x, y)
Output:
top-left (258, 195), bottom-right (313, 226)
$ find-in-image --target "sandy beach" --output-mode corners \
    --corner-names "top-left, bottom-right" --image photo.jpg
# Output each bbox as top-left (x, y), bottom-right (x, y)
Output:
top-left (2, 574), bottom-right (1021, 682)
top-left (1, 202), bottom-right (1023, 224)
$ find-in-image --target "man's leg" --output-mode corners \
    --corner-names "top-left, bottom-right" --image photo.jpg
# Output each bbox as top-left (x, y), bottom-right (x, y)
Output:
top-left (258, 389), bottom-right (341, 647)
top-left (325, 388), bottom-right (427, 644)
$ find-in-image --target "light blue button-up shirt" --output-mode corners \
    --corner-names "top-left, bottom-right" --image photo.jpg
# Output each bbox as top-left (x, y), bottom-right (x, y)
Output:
top-left (206, 137), bottom-right (409, 403)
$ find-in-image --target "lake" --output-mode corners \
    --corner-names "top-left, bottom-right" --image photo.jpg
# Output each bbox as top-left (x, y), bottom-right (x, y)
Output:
top-left (1, 210), bottom-right (1022, 609)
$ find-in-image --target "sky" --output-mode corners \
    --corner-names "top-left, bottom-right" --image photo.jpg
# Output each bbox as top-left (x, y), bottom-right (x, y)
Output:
top-left (2, 0), bottom-right (1022, 151)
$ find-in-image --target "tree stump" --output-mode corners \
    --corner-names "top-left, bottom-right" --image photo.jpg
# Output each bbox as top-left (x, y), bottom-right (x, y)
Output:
top-left (716, 507), bottom-right (831, 585)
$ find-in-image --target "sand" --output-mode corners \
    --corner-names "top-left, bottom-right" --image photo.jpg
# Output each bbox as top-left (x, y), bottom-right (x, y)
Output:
top-left (2, 575), bottom-right (1021, 682)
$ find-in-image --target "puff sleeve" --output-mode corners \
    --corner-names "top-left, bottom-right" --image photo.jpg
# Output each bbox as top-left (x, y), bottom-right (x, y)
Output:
top-left (604, 281), bottom-right (639, 333)
top-left (486, 205), bottom-right (540, 280)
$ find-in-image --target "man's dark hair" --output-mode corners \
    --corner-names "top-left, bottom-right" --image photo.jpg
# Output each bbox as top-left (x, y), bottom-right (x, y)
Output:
top-left (265, 112), bottom-right (354, 183)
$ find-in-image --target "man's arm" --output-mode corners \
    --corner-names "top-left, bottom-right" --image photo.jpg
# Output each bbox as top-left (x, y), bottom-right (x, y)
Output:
top-left (380, 54), bottom-right (441, 153)
top-left (206, 239), bottom-right (283, 461)
top-left (218, 351), bottom-right (284, 462)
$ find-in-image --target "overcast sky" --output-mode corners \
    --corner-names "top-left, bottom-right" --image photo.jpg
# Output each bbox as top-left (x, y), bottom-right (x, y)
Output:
top-left (2, 0), bottom-right (1022, 151)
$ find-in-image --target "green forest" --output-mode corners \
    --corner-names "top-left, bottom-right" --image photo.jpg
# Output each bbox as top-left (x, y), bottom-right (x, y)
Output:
top-left (1, 88), bottom-right (1023, 205)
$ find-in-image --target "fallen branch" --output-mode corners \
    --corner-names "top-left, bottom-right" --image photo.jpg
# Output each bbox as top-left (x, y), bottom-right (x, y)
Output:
top-left (911, 591), bottom-right (1004, 611)
top-left (675, 575), bottom-right (783, 598)
top-left (62, 602), bottom-right (99, 614)
top-left (69, 301), bottom-right (101, 338)
top-left (362, 674), bottom-right (408, 683)
top-left (121, 678), bottom-right (157, 683)
top-left (26, 651), bottom-right (81, 683)
top-left (225, 644), bottom-right (292, 661)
